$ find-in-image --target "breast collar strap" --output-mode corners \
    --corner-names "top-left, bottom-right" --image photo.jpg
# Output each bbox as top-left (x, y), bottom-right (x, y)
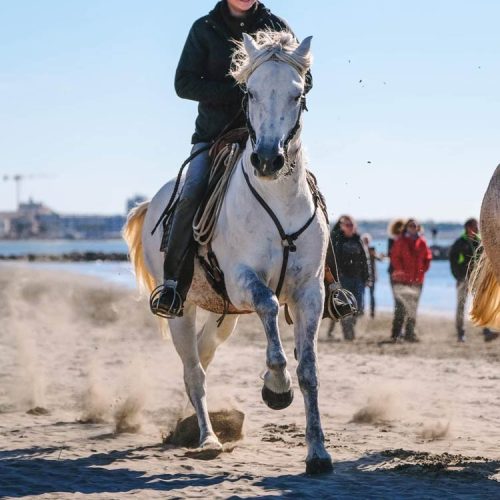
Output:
top-left (241, 163), bottom-right (318, 298)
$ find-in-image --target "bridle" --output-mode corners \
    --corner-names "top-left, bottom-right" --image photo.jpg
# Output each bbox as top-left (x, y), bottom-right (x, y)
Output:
top-left (241, 64), bottom-right (308, 173)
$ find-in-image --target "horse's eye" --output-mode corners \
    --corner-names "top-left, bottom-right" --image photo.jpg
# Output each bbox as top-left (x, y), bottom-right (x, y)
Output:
top-left (248, 90), bottom-right (254, 100)
top-left (294, 95), bottom-right (302, 102)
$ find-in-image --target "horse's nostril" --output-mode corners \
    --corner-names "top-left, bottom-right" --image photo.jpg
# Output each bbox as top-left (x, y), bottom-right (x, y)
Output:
top-left (273, 154), bottom-right (285, 170)
top-left (250, 152), bottom-right (260, 168)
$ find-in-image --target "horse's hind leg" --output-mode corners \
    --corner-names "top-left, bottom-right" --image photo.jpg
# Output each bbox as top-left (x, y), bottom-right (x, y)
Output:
top-left (168, 303), bottom-right (221, 451)
top-left (197, 313), bottom-right (239, 371)
top-left (290, 285), bottom-right (333, 474)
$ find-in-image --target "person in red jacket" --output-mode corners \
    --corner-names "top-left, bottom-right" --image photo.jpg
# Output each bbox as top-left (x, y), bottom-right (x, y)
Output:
top-left (389, 218), bottom-right (432, 342)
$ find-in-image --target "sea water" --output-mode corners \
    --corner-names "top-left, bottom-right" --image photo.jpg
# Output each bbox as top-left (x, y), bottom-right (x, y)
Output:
top-left (0, 239), bottom-right (459, 316)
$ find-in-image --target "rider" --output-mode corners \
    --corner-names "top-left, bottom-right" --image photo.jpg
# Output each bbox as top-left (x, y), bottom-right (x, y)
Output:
top-left (151, 0), bottom-right (309, 317)
top-left (151, 0), bottom-right (348, 320)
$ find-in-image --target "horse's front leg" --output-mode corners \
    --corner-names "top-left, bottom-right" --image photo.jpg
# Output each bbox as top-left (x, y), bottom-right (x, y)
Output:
top-left (290, 284), bottom-right (333, 474)
top-left (235, 268), bottom-right (293, 410)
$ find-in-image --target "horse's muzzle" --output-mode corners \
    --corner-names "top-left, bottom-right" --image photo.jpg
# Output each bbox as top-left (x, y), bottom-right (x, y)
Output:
top-left (250, 148), bottom-right (285, 178)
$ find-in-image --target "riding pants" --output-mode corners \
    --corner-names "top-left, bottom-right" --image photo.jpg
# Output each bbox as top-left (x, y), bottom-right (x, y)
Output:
top-left (163, 142), bottom-right (211, 282)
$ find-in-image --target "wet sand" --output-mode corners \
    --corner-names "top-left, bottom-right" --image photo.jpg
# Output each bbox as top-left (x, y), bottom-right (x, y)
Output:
top-left (0, 264), bottom-right (499, 498)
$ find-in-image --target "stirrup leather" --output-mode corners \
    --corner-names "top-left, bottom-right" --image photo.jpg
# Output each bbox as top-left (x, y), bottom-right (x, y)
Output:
top-left (326, 282), bottom-right (358, 320)
top-left (149, 281), bottom-right (183, 318)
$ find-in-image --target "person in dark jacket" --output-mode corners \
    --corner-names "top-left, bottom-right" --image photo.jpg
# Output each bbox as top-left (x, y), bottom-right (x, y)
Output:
top-left (327, 215), bottom-right (371, 340)
top-left (151, 0), bottom-right (309, 317)
top-left (449, 218), bottom-right (498, 342)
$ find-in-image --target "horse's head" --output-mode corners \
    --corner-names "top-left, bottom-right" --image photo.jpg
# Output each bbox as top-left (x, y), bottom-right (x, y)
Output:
top-left (231, 31), bottom-right (312, 179)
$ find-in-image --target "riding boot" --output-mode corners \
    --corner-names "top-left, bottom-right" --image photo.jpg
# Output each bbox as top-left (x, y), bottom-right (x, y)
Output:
top-left (150, 143), bottom-right (211, 318)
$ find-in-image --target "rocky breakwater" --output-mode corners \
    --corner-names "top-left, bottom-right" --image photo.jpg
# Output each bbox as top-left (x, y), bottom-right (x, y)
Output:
top-left (0, 251), bottom-right (128, 262)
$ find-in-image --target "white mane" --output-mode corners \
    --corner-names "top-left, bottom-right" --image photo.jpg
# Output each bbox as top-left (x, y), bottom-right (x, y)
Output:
top-left (230, 30), bottom-right (312, 84)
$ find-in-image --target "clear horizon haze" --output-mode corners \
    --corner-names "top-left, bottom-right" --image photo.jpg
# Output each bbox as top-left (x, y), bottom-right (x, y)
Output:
top-left (1, 0), bottom-right (499, 222)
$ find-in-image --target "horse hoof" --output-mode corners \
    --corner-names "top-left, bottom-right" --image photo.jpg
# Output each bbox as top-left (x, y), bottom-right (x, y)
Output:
top-left (200, 435), bottom-right (223, 451)
top-left (184, 436), bottom-right (223, 460)
top-left (305, 457), bottom-right (334, 475)
top-left (261, 385), bottom-right (294, 410)
top-left (184, 446), bottom-right (222, 460)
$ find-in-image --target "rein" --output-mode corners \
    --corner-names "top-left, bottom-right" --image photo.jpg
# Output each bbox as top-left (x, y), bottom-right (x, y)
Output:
top-left (241, 163), bottom-right (318, 299)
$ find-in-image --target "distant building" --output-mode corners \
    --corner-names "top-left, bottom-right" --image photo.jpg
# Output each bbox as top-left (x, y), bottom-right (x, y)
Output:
top-left (0, 198), bottom-right (125, 239)
top-left (1, 199), bottom-right (58, 238)
top-left (126, 194), bottom-right (148, 214)
top-left (58, 214), bottom-right (125, 239)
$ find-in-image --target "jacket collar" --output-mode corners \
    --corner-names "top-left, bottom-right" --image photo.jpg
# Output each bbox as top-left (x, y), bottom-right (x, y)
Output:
top-left (207, 1), bottom-right (270, 38)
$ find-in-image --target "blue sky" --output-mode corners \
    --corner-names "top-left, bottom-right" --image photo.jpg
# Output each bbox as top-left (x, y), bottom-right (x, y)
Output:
top-left (1, 1), bottom-right (499, 221)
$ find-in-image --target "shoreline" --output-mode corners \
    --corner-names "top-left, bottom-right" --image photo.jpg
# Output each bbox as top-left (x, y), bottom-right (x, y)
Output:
top-left (0, 259), bottom-right (457, 319)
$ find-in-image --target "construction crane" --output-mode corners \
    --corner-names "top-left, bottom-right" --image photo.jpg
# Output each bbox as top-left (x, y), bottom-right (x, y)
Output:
top-left (2, 173), bottom-right (51, 210)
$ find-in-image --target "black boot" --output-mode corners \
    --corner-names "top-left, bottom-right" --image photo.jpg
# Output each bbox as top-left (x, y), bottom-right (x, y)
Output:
top-left (484, 329), bottom-right (499, 342)
top-left (150, 279), bottom-right (183, 318)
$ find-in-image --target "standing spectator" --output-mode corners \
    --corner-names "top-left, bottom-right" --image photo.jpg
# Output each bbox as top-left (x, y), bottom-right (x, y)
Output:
top-left (328, 215), bottom-right (371, 340)
top-left (390, 218), bottom-right (432, 342)
top-left (449, 218), bottom-right (498, 342)
top-left (361, 233), bottom-right (382, 318)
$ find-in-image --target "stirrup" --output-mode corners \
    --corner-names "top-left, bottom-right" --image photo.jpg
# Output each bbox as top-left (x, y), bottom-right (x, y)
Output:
top-left (149, 280), bottom-right (183, 318)
top-left (326, 282), bottom-right (358, 320)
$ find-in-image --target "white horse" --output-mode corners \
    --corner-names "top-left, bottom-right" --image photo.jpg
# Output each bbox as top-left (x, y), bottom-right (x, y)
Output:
top-left (124, 31), bottom-right (332, 474)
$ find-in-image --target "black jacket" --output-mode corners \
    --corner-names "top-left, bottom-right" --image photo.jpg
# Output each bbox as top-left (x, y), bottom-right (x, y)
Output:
top-left (332, 231), bottom-right (371, 283)
top-left (175, 1), bottom-right (308, 143)
top-left (449, 234), bottom-right (481, 281)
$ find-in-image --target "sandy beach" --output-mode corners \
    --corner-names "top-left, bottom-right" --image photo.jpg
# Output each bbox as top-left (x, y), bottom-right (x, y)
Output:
top-left (1, 263), bottom-right (499, 499)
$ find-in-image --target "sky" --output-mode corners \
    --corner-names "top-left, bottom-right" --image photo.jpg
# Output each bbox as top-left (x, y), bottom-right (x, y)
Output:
top-left (1, 0), bottom-right (499, 221)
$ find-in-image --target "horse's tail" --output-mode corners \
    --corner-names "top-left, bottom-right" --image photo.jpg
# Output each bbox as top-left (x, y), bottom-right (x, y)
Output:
top-left (123, 201), bottom-right (156, 295)
top-left (469, 249), bottom-right (500, 329)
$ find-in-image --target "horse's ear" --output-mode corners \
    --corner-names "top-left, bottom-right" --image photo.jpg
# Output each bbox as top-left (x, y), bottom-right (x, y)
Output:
top-left (294, 36), bottom-right (313, 58)
top-left (242, 32), bottom-right (259, 59)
